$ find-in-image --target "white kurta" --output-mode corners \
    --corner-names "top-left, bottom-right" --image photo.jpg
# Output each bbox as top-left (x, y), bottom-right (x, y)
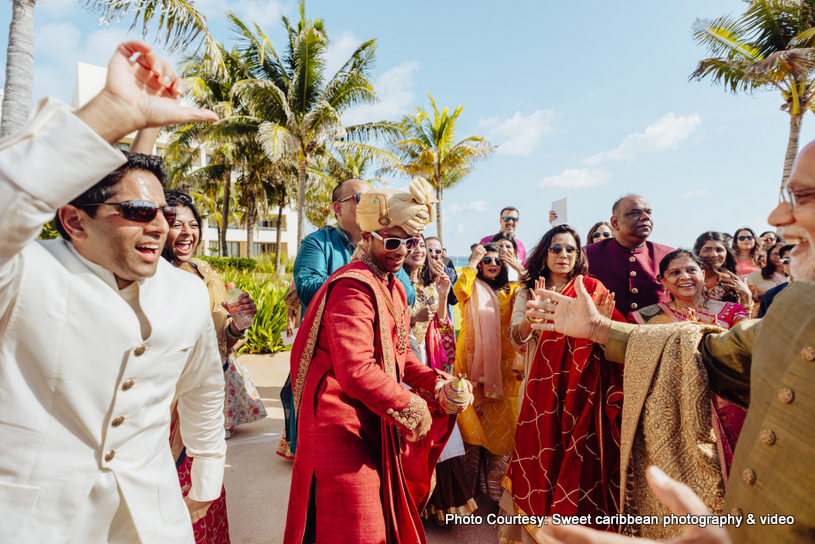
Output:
top-left (0, 99), bottom-right (227, 544)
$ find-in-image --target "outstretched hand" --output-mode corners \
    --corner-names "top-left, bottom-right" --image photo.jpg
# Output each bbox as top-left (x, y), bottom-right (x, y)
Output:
top-left (76, 41), bottom-right (218, 143)
top-left (536, 466), bottom-right (732, 544)
top-left (526, 275), bottom-right (612, 344)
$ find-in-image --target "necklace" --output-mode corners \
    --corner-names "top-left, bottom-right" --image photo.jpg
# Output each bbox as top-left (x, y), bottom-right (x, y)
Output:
top-left (671, 298), bottom-right (717, 325)
top-left (373, 276), bottom-right (408, 353)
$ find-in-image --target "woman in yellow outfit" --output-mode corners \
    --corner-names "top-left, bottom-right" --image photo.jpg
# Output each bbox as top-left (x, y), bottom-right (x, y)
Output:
top-left (454, 243), bottom-right (520, 501)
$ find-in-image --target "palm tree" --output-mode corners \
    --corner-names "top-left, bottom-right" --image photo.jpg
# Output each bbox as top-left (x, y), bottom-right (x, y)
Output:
top-left (1, 0), bottom-right (221, 137)
top-left (229, 3), bottom-right (399, 250)
top-left (379, 92), bottom-right (494, 246)
top-left (691, 0), bottom-right (815, 187)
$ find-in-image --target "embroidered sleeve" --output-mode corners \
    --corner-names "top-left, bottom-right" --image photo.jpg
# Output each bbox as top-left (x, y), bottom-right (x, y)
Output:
top-left (386, 393), bottom-right (427, 431)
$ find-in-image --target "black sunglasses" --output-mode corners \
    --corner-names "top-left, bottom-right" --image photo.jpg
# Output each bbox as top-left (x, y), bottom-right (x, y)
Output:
top-left (482, 256), bottom-right (503, 265)
top-left (737, 235), bottom-right (755, 241)
top-left (80, 201), bottom-right (177, 224)
top-left (337, 193), bottom-right (362, 204)
top-left (592, 231), bottom-right (612, 239)
top-left (549, 245), bottom-right (577, 254)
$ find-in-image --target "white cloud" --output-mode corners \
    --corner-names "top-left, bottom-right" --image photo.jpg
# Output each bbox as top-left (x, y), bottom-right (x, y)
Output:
top-left (478, 110), bottom-right (555, 156)
top-left (456, 223), bottom-right (465, 234)
top-left (447, 200), bottom-right (488, 215)
top-left (682, 189), bottom-right (710, 198)
top-left (325, 31), bottom-right (362, 78)
top-left (342, 61), bottom-right (420, 125)
top-left (583, 113), bottom-right (702, 165)
top-left (538, 168), bottom-right (612, 189)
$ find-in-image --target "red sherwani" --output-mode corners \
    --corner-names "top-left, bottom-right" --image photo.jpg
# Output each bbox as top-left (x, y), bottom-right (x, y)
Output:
top-left (284, 257), bottom-right (453, 544)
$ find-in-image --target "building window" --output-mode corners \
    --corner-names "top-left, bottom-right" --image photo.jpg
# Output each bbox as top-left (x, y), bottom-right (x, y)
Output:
top-left (227, 242), bottom-right (240, 257)
top-left (207, 242), bottom-right (220, 256)
top-left (253, 243), bottom-right (275, 255)
top-left (257, 216), bottom-right (287, 230)
top-left (114, 142), bottom-right (130, 152)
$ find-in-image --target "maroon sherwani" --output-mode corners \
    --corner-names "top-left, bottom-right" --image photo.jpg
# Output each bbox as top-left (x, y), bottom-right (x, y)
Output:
top-left (584, 237), bottom-right (674, 316)
top-left (284, 253), bottom-right (454, 544)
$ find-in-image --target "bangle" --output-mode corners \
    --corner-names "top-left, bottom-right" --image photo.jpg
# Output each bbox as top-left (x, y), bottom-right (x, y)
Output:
top-left (226, 322), bottom-right (246, 339)
top-left (525, 315), bottom-right (543, 325)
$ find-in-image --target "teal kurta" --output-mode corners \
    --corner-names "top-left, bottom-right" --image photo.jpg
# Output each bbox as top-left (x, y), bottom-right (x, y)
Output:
top-left (606, 281), bottom-right (815, 543)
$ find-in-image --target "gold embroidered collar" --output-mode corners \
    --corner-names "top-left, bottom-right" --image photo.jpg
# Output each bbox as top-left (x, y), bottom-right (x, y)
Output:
top-left (354, 247), bottom-right (389, 280)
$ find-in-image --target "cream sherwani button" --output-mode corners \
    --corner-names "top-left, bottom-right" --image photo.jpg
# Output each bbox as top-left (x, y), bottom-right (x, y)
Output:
top-left (134, 345), bottom-right (146, 356)
top-left (104, 450), bottom-right (115, 462)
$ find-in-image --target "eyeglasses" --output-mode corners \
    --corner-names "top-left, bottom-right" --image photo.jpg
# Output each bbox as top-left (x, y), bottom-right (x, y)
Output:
top-left (779, 187), bottom-right (815, 210)
top-left (780, 257), bottom-right (791, 265)
top-left (427, 248), bottom-right (443, 255)
top-left (549, 245), bottom-right (577, 255)
top-left (737, 235), bottom-right (755, 241)
top-left (481, 256), bottom-right (503, 265)
top-left (592, 231), bottom-right (612, 239)
top-left (79, 201), bottom-right (177, 224)
top-left (370, 231), bottom-right (420, 252)
top-left (337, 192), bottom-right (362, 204)
top-left (501, 217), bottom-right (519, 223)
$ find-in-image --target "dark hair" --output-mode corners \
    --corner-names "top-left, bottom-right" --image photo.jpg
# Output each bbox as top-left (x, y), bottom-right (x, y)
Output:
top-left (475, 243), bottom-right (509, 290)
top-left (779, 244), bottom-right (794, 258)
top-left (499, 206), bottom-right (518, 217)
top-left (761, 242), bottom-right (785, 279)
top-left (521, 225), bottom-right (588, 290)
top-left (586, 221), bottom-right (612, 243)
top-left (759, 231), bottom-right (776, 238)
top-left (161, 190), bottom-right (202, 264)
top-left (731, 227), bottom-right (760, 263)
top-left (55, 151), bottom-right (168, 240)
top-left (490, 231), bottom-right (518, 255)
top-left (693, 231), bottom-right (737, 274)
top-left (403, 235), bottom-right (437, 287)
top-left (612, 193), bottom-right (637, 216)
top-left (658, 249), bottom-right (704, 278)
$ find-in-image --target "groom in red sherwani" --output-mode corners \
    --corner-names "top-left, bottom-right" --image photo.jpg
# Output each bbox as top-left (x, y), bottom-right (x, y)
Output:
top-left (284, 178), bottom-right (466, 544)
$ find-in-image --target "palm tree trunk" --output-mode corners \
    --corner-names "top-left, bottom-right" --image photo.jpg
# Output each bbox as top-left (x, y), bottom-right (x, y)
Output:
top-left (246, 190), bottom-right (255, 259)
top-left (782, 112), bottom-right (803, 189)
top-left (297, 154), bottom-right (307, 251)
top-left (275, 194), bottom-right (285, 274)
top-left (436, 182), bottom-right (444, 247)
top-left (220, 175), bottom-right (231, 257)
top-left (1, 0), bottom-right (36, 138)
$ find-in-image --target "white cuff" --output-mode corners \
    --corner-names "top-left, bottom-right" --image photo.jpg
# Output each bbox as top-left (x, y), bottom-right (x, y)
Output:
top-left (187, 455), bottom-right (226, 502)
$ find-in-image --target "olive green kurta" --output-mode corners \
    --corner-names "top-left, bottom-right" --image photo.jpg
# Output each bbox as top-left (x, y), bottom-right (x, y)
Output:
top-left (606, 280), bottom-right (815, 543)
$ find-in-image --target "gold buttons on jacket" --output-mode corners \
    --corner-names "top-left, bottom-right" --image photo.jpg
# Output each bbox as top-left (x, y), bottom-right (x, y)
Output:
top-left (630, 271), bottom-right (637, 277)
top-left (742, 468), bottom-right (756, 485)
top-left (759, 429), bottom-right (775, 445)
top-left (631, 288), bottom-right (639, 294)
top-left (105, 450), bottom-right (116, 462)
top-left (134, 345), bottom-right (146, 356)
top-left (801, 346), bottom-right (815, 361)
top-left (111, 417), bottom-right (125, 428)
top-left (631, 303), bottom-right (638, 309)
top-left (629, 256), bottom-right (636, 263)
top-left (122, 379), bottom-right (135, 391)
top-left (732, 507), bottom-right (743, 517)
top-left (777, 388), bottom-right (794, 404)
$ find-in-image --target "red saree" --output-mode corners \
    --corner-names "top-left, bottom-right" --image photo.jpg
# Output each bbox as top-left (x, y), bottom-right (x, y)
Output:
top-left (502, 277), bottom-right (624, 534)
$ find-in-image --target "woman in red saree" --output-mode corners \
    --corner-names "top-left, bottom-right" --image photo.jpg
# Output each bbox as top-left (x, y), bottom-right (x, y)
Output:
top-left (500, 226), bottom-right (624, 543)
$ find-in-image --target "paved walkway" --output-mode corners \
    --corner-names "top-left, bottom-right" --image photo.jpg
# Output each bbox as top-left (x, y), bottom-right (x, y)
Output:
top-left (223, 352), bottom-right (500, 543)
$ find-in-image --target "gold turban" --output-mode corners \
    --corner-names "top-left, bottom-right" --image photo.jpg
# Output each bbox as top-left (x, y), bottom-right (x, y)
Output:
top-left (356, 177), bottom-right (438, 236)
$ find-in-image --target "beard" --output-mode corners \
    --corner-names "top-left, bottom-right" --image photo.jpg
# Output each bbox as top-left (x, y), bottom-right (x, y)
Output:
top-left (791, 253), bottom-right (815, 283)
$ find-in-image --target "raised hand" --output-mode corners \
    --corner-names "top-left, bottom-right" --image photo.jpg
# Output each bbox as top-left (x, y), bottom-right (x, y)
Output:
top-left (76, 41), bottom-right (218, 144)
top-left (527, 275), bottom-right (612, 344)
top-left (549, 210), bottom-right (557, 225)
top-left (594, 290), bottom-right (616, 319)
top-left (435, 269), bottom-right (451, 297)
top-left (500, 250), bottom-right (525, 274)
top-left (468, 245), bottom-right (487, 268)
top-left (719, 271), bottom-right (752, 306)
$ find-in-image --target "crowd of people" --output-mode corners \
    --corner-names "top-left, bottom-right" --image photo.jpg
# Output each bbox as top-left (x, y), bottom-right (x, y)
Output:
top-left (0, 42), bottom-right (812, 544)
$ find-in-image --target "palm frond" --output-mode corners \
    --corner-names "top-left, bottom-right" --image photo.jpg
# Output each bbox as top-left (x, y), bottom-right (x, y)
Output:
top-left (692, 16), bottom-right (761, 61)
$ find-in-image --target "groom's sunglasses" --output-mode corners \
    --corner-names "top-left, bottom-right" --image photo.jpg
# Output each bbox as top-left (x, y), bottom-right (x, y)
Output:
top-left (80, 201), bottom-right (177, 224)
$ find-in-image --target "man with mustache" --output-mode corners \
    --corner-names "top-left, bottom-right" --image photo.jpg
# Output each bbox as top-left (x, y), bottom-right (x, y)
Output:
top-left (527, 142), bottom-right (815, 543)
top-left (584, 194), bottom-right (674, 316)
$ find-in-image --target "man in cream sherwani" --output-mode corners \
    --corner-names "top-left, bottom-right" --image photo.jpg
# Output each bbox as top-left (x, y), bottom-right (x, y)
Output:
top-left (0, 42), bottom-right (225, 543)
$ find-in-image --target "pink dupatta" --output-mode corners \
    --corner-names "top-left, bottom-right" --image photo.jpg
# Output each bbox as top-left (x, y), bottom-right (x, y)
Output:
top-left (464, 278), bottom-right (503, 404)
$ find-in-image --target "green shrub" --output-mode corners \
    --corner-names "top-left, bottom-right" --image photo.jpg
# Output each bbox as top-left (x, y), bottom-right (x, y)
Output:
top-left (222, 270), bottom-right (290, 354)
top-left (199, 255), bottom-right (257, 272)
top-left (254, 252), bottom-right (295, 274)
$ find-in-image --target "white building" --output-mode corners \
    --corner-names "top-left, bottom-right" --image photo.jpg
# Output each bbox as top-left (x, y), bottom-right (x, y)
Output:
top-left (72, 62), bottom-right (298, 259)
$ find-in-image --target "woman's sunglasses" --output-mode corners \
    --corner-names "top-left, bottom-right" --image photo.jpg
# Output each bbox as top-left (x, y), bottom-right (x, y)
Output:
top-left (592, 231), bottom-right (612, 239)
top-left (371, 231), bottom-right (421, 252)
top-left (427, 248), bottom-right (443, 255)
top-left (737, 235), bottom-right (755, 241)
top-left (80, 201), bottom-right (177, 224)
top-left (481, 256), bottom-right (502, 265)
top-left (549, 245), bottom-right (577, 254)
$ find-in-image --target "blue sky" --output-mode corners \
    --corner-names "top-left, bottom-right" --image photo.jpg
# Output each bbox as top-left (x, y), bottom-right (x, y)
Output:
top-left (1, 0), bottom-right (808, 256)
